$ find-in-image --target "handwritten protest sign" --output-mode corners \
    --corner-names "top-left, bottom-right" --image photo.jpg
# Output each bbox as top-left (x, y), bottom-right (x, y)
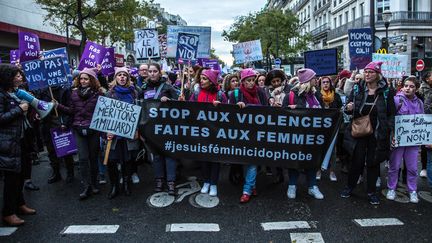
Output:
top-left (176, 32), bottom-right (199, 62)
top-left (304, 48), bottom-right (338, 76)
top-left (101, 47), bottom-right (115, 76)
top-left (233, 40), bottom-right (263, 64)
top-left (167, 26), bottom-right (211, 58)
top-left (19, 32), bottom-right (40, 62)
top-left (42, 47), bottom-right (72, 86)
top-left (394, 114), bottom-right (432, 147)
top-left (22, 56), bottom-right (68, 91)
top-left (50, 127), bottom-right (78, 157)
top-left (134, 29), bottom-right (160, 60)
top-left (90, 96), bottom-right (142, 139)
top-left (349, 28), bottom-right (372, 70)
top-left (10, 49), bottom-right (19, 64)
top-left (78, 41), bottom-right (107, 70)
top-left (372, 53), bottom-right (409, 78)
top-left (158, 34), bottom-right (167, 59)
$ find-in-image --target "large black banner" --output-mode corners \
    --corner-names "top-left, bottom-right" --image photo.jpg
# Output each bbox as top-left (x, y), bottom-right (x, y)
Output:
top-left (140, 101), bottom-right (342, 169)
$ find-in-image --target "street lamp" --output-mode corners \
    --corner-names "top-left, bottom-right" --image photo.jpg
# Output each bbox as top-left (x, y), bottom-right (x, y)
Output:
top-left (382, 10), bottom-right (393, 52)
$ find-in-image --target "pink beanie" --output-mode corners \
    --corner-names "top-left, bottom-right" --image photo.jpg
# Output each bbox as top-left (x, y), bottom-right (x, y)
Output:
top-left (297, 68), bottom-right (316, 83)
top-left (202, 69), bottom-right (220, 86)
top-left (114, 66), bottom-right (130, 78)
top-left (240, 68), bottom-right (256, 81)
top-left (79, 67), bottom-right (98, 80)
top-left (364, 61), bottom-right (383, 74)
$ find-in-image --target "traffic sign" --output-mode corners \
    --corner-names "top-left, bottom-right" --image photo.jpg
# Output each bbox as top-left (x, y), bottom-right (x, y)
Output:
top-left (274, 58), bottom-right (281, 65)
top-left (416, 59), bottom-right (425, 72)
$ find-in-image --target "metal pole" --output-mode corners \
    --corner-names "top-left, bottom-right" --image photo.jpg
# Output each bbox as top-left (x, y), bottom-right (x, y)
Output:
top-left (370, 0), bottom-right (375, 52)
top-left (385, 23), bottom-right (389, 52)
top-left (276, 29), bottom-right (279, 59)
top-left (66, 20), bottom-right (71, 64)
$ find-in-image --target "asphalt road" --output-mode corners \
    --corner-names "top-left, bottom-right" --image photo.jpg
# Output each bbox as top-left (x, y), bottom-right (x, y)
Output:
top-left (1, 152), bottom-right (432, 242)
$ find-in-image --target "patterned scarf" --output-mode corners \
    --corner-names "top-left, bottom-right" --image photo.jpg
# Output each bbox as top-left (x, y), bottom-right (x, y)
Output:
top-left (321, 89), bottom-right (335, 106)
top-left (240, 83), bottom-right (259, 105)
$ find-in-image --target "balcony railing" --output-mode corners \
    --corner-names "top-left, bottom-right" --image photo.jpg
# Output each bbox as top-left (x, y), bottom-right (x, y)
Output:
top-left (311, 23), bottom-right (330, 38)
top-left (313, 1), bottom-right (330, 16)
top-left (328, 16), bottom-right (370, 40)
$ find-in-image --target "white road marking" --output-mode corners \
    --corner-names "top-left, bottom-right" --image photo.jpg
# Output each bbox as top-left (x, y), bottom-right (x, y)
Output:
top-left (353, 218), bottom-right (404, 227)
top-left (166, 223), bottom-right (220, 232)
top-left (290, 232), bottom-right (325, 243)
top-left (61, 225), bottom-right (119, 234)
top-left (0, 227), bottom-right (18, 236)
top-left (261, 221), bottom-right (311, 231)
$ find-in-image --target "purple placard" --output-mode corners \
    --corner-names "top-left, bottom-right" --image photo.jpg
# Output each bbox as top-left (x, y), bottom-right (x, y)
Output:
top-left (101, 47), bottom-right (115, 76)
top-left (18, 32), bottom-right (40, 62)
top-left (130, 67), bottom-right (139, 78)
top-left (78, 41), bottom-right (107, 70)
top-left (10, 50), bottom-right (19, 64)
top-left (203, 59), bottom-right (220, 71)
top-left (50, 127), bottom-right (78, 157)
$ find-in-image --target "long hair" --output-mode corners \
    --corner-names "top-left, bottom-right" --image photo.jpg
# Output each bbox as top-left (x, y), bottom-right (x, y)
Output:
top-left (293, 81), bottom-right (316, 96)
top-left (109, 72), bottom-right (132, 89)
top-left (223, 73), bottom-right (239, 91)
top-left (72, 73), bottom-right (101, 90)
top-left (0, 64), bottom-right (21, 91)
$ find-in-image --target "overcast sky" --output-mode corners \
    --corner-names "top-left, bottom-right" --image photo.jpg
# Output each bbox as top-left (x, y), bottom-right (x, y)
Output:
top-left (153, 0), bottom-right (267, 67)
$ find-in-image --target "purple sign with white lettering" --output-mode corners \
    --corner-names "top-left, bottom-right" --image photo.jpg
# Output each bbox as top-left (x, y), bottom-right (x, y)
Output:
top-left (50, 127), bottom-right (78, 157)
top-left (203, 59), bottom-right (220, 71)
top-left (78, 41), bottom-right (107, 70)
top-left (10, 50), bottom-right (19, 64)
top-left (101, 47), bottom-right (115, 76)
top-left (18, 32), bottom-right (40, 62)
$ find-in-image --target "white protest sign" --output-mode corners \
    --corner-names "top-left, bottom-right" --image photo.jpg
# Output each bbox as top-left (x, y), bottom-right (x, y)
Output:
top-left (134, 29), bottom-right (160, 60)
top-left (394, 114), bottom-right (432, 147)
top-left (233, 40), bottom-right (263, 64)
top-left (372, 53), bottom-right (409, 78)
top-left (90, 96), bottom-right (142, 139)
top-left (167, 25), bottom-right (211, 58)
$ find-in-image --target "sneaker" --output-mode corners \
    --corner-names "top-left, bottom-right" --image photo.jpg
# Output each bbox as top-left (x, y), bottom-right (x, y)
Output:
top-left (209, 185), bottom-right (217, 197)
top-left (386, 189), bottom-right (396, 200)
top-left (376, 177), bottom-right (382, 188)
top-left (357, 175), bottom-right (363, 185)
top-left (131, 173), bottom-right (140, 184)
top-left (316, 170), bottom-right (321, 180)
top-left (409, 191), bottom-right (419, 203)
top-left (98, 174), bottom-right (107, 185)
top-left (308, 186), bottom-right (324, 199)
top-left (368, 193), bottom-right (380, 205)
top-left (329, 171), bottom-right (337, 182)
top-left (420, 169), bottom-right (427, 178)
top-left (200, 182), bottom-right (210, 194)
top-left (340, 187), bottom-right (352, 198)
top-left (287, 185), bottom-right (296, 199)
top-left (240, 193), bottom-right (250, 203)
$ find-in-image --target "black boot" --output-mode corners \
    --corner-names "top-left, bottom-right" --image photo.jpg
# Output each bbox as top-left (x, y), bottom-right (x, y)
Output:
top-left (48, 168), bottom-right (62, 184)
top-left (167, 181), bottom-right (176, 196)
top-left (107, 162), bottom-right (119, 199)
top-left (154, 178), bottom-right (164, 192)
top-left (65, 157), bottom-right (75, 183)
top-left (122, 162), bottom-right (132, 196)
top-left (79, 185), bottom-right (92, 200)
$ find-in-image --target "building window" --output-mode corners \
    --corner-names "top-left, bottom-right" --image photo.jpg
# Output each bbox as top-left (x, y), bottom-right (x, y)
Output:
top-left (333, 0), bottom-right (336, 7)
top-left (408, 0), bottom-right (418, 12)
top-left (345, 11), bottom-right (349, 24)
top-left (334, 17), bottom-right (337, 28)
top-left (377, 0), bottom-right (390, 20)
top-left (352, 7), bottom-right (356, 20)
top-left (339, 15), bottom-right (342, 26)
top-left (360, 3), bottom-right (364, 17)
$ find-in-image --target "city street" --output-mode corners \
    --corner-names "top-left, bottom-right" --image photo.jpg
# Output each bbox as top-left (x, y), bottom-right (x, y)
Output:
top-left (1, 152), bottom-right (431, 242)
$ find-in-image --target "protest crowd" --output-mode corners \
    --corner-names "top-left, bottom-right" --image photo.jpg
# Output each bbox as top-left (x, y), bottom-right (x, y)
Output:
top-left (0, 34), bottom-right (432, 228)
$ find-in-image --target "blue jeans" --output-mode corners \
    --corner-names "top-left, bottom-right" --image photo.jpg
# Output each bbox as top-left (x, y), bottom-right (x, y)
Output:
top-left (152, 154), bottom-right (176, 181)
top-left (242, 165), bottom-right (257, 195)
top-left (288, 169), bottom-right (316, 188)
top-left (427, 150), bottom-right (432, 189)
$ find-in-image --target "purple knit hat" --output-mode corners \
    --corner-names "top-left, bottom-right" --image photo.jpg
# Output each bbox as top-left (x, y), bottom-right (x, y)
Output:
top-left (240, 68), bottom-right (256, 82)
top-left (79, 67), bottom-right (98, 80)
top-left (297, 68), bottom-right (316, 83)
top-left (364, 61), bottom-right (383, 74)
top-left (202, 69), bottom-right (220, 86)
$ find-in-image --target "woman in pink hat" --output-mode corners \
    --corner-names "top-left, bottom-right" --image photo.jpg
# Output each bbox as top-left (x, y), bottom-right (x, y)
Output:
top-left (190, 69), bottom-right (227, 196)
top-left (341, 61), bottom-right (396, 205)
top-left (282, 68), bottom-right (325, 200)
top-left (230, 68), bottom-right (269, 203)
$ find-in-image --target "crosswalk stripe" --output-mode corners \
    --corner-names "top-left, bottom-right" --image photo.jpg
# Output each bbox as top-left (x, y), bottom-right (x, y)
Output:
top-left (353, 218), bottom-right (404, 227)
top-left (290, 232), bottom-right (325, 243)
top-left (0, 227), bottom-right (18, 236)
top-left (261, 221), bottom-right (311, 231)
top-left (166, 223), bottom-right (220, 232)
top-left (61, 225), bottom-right (119, 234)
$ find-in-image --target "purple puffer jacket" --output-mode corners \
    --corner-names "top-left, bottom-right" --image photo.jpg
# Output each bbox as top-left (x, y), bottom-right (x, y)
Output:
top-left (394, 92), bottom-right (424, 115)
top-left (58, 88), bottom-right (101, 127)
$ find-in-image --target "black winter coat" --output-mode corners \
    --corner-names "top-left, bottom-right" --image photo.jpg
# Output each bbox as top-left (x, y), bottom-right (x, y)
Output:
top-left (140, 78), bottom-right (179, 101)
top-left (315, 91), bottom-right (343, 109)
top-left (0, 90), bottom-right (24, 172)
top-left (343, 79), bottom-right (396, 165)
top-left (281, 89), bottom-right (324, 108)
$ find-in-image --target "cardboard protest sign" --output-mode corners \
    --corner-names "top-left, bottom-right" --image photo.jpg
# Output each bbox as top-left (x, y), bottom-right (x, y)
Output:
top-left (134, 29), bottom-right (160, 60)
top-left (10, 49), bottom-right (19, 64)
top-left (101, 47), bottom-right (115, 76)
top-left (233, 40), bottom-right (263, 64)
top-left (42, 47), bottom-right (73, 86)
top-left (115, 54), bottom-right (125, 67)
top-left (176, 32), bottom-right (199, 62)
top-left (349, 28), bottom-right (372, 70)
top-left (158, 34), bottom-right (167, 59)
top-left (18, 32), bottom-right (40, 62)
top-left (167, 25), bottom-right (211, 58)
top-left (372, 53), bottom-right (409, 78)
top-left (78, 41), bottom-right (107, 70)
top-left (22, 56), bottom-right (68, 91)
top-left (304, 48), bottom-right (338, 76)
top-left (394, 114), bottom-right (432, 147)
top-left (90, 96), bottom-right (142, 139)
top-left (50, 127), bottom-right (78, 157)
top-left (140, 101), bottom-right (341, 169)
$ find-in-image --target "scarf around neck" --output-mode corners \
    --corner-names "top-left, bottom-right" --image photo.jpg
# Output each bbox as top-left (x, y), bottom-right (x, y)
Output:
top-left (321, 89), bottom-right (335, 106)
top-left (305, 92), bottom-right (321, 108)
top-left (240, 83), bottom-right (260, 105)
top-left (114, 85), bottom-right (134, 104)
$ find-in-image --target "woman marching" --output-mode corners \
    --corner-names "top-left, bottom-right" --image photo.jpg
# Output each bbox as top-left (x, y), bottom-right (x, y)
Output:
top-left (341, 61), bottom-right (395, 205)
top-left (282, 68), bottom-right (324, 200)
top-left (386, 76), bottom-right (424, 203)
top-left (56, 68), bottom-right (104, 200)
top-left (104, 67), bottom-right (140, 199)
top-left (189, 69), bottom-right (227, 196)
